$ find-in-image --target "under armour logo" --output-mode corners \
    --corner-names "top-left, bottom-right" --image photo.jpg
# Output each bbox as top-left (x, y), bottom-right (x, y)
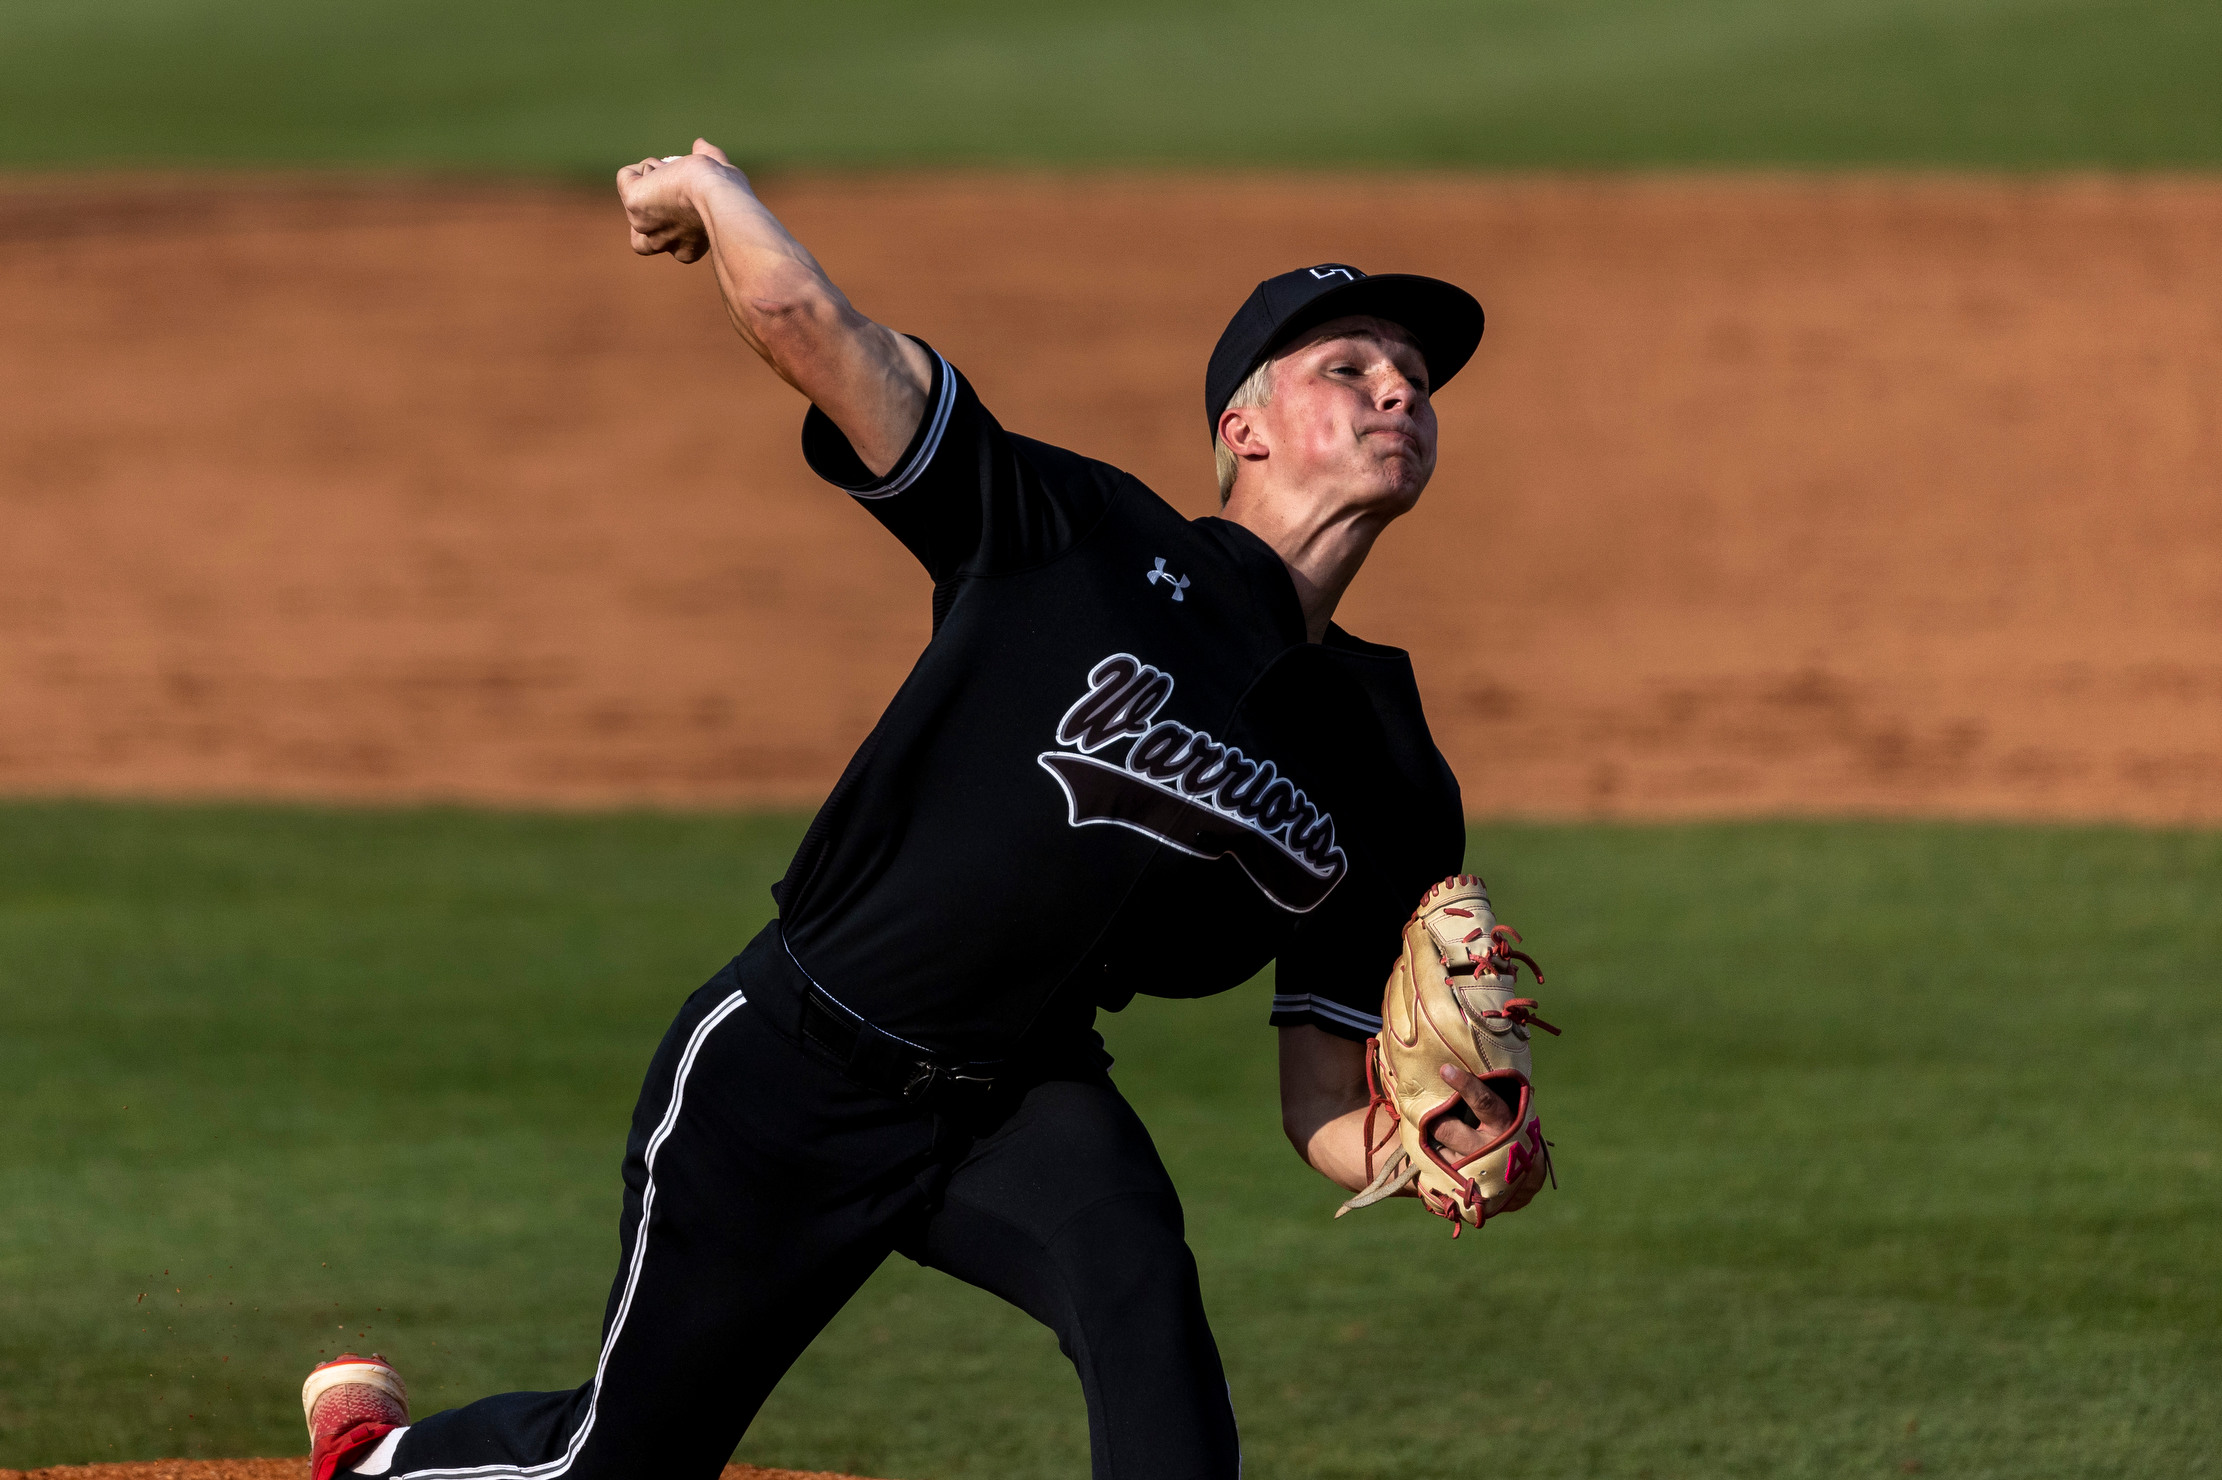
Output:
top-left (1308, 265), bottom-right (1363, 283)
top-left (1146, 557), bottom-right (1190, 602)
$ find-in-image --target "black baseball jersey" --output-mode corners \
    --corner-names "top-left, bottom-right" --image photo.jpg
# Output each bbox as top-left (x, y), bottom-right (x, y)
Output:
top-left (770, 345), bottom-right (1464, 1058)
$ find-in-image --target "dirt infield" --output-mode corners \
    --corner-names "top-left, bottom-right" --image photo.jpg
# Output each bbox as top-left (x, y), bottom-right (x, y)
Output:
top-left (1, 174), bottom-right (2216, 820)
top-left (0, 1464), bottom-right (865, 1480)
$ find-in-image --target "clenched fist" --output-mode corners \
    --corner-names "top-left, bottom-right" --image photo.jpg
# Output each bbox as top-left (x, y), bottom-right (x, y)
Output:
top-left (615, 139), bottom-right (749, 263)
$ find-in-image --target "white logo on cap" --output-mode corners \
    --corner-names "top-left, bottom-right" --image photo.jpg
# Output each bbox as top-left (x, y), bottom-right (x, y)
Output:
top-left (1308, 266), bottom-right (1362, 282)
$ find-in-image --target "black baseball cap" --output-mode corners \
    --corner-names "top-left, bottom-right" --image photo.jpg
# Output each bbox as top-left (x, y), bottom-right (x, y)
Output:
top-left (1204, 264), bottom-right (1484, 435)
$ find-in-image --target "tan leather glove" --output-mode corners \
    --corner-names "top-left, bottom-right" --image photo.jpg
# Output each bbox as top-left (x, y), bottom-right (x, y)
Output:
top-left (1337, 873), bottom-right (1558, 1236)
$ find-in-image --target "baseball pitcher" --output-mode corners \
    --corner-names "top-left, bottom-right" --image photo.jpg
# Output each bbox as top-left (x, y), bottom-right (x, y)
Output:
top-left (298, 138), bottom-right (1557, 1480)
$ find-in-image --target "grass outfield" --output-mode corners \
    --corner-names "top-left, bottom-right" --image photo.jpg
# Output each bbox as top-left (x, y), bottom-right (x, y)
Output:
top-left (3, 0), bottom-right (2219, 172)
top-left (0, 804), bottom-right (2216, 1478)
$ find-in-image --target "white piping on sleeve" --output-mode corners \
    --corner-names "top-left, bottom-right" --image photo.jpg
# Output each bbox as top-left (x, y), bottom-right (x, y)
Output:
top-left (848, 351), bottom-right (956, 501)
top-left (1271, 992), bottom-right (1382, 1036)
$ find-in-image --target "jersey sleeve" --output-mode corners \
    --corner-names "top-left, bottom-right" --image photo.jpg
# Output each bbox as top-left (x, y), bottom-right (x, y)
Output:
top-left (800, 343), bottom-right (1117, 584)
top-left (1268, 821), bottom-right (1464, 1042)
top-left (1261, 653), bottom-right (1467, 1043)
top-left (1267, 880), bottom-right (1405, 1041)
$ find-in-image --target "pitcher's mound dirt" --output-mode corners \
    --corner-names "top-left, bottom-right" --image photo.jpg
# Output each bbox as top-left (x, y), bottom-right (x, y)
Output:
top-left (1, 174), bottom-right (2217, 820)
top-left (0, 1463), bottom-right (869, 1480)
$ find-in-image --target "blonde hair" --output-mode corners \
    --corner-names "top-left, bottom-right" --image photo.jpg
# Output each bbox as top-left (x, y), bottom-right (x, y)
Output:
top-left (1213, 357), bottom-right (1275, 506)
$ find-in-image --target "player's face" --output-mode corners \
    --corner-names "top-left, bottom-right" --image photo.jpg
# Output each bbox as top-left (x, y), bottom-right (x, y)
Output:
top-left (1258, 316), bottom-right (1437, 514)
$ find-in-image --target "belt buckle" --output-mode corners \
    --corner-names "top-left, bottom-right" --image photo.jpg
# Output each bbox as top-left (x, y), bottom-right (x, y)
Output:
top-left (902, 1060), bottom-right (994, 1103)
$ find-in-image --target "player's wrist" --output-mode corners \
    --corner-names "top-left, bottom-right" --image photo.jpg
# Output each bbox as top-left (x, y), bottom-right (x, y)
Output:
top-left (680, 166), bottom-right (754, 222)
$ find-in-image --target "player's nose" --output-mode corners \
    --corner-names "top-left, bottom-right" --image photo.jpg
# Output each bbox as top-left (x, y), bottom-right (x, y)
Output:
top-left (1375, 371), bottom-right (1426, 414)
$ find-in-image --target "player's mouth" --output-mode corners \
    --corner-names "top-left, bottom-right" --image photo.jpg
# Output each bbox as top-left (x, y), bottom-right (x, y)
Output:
top-left (1362, 425), bottom-right (1427, 456)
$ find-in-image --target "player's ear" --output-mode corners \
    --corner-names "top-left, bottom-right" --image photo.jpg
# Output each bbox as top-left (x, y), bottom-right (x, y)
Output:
top-left (1218, 407), bottom-right (1268, 461)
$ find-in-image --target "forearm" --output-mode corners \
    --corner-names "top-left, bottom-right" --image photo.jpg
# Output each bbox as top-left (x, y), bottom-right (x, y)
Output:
top-left (618, 143), bottom-right (932, 476)
top-left (1277, 1024), bottom-right (1393, 1195)
top-left (688, 179), bottom-right (929, 471)
top-left (1288, 1099), bottom-right (1385, 1193)
top-left (692, 181), bottom-right (858, 380)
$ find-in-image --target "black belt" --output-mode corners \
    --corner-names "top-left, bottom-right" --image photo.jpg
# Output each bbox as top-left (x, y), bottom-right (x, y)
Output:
top-left (764, 927), bottom-right (1004, 1106)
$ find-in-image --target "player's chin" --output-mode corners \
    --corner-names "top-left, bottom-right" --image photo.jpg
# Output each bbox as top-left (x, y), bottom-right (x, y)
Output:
top-left (1362, 458), bottom-right (1432, 515)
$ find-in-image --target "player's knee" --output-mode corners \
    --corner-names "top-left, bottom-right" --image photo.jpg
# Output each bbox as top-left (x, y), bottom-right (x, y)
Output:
top-left (1052, 1192), bottom-right (1201, 1319)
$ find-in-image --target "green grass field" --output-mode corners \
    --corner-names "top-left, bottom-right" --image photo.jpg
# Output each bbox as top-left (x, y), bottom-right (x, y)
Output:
top-left (0, 803), bottom-right (2215, 1477)
top-left (3, 0), bottom-right (2219, 172)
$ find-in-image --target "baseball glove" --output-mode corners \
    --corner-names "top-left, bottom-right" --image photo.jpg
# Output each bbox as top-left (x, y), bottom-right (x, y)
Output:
top-left (1336, 873), bottom-right (1558, 1236)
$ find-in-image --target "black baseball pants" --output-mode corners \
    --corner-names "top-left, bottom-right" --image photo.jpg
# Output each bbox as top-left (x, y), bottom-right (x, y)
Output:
top-left (359, 930), bottom-right (1241, 1480)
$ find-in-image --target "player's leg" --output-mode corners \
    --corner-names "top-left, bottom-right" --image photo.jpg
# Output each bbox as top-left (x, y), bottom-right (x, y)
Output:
top-left (357, 958), bottom-right (938, 1480)
top-left (901, 1073), bottom-right (1241, 1480)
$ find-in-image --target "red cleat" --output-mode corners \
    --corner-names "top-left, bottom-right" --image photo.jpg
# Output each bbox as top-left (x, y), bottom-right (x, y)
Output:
top-left (302, 1352), bottom-right (408, 1480)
